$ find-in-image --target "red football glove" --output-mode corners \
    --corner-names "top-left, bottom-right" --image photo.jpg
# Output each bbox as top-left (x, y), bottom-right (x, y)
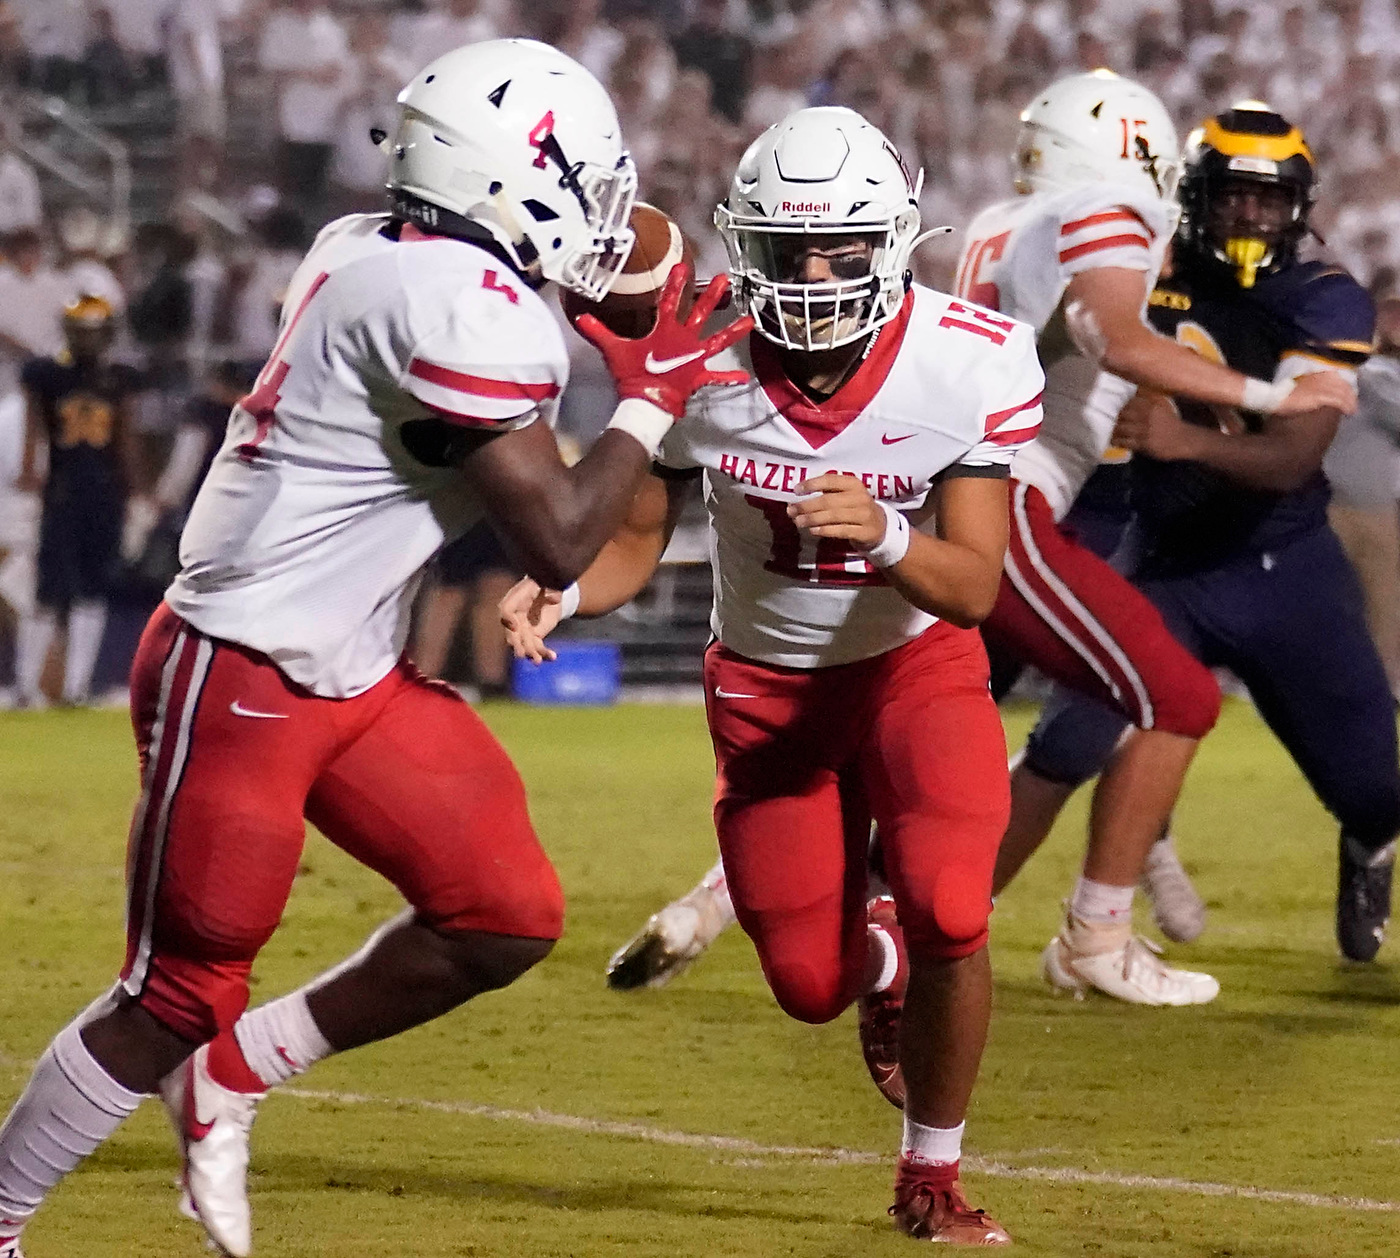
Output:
top-left (574, 265), bottom-right (754, 418)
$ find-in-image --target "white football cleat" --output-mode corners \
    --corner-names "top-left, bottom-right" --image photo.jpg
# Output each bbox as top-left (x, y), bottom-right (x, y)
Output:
top-left (1042, 912), bottom-right (1219, 1006)
top-left (0, 1225), bottom-right (25, 1258)
top-left (606, 868), bottom-right (737, 989)
top-left (159, 1044), bottom-right (262, 1257)
top-left (1140, 833), bottom-right (1207, 943)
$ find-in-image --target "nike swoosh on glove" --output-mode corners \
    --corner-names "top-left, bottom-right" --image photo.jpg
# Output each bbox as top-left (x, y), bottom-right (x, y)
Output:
top-left (574, 265), bottom-right (754, 418)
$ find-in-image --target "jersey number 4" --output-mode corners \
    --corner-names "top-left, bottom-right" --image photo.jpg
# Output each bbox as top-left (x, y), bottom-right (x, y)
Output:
top-left (746, 494), bottom-right (886, 587)
top-left (236, 271), bottom-right (330, 458)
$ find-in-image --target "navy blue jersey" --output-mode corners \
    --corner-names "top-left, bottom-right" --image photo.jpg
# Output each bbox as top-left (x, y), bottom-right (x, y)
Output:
top-left (1132, 256), bottom-right (1374, 575)
top-left (22, 355), bottom-right (143, 491)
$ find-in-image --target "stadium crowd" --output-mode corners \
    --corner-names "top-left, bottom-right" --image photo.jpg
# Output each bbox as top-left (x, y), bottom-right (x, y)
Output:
top-left (2, 0), bottom-right (1400, 701)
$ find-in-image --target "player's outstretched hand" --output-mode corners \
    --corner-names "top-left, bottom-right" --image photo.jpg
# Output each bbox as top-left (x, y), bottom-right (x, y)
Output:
top-left (788, 474), bottom-right (887, 547)
top-left (574, 265), bottom-right (754, 418)
top-left (1275, 369), bottom-right (1358, 416)
top-left (499, 577), bottom-right (563, 663)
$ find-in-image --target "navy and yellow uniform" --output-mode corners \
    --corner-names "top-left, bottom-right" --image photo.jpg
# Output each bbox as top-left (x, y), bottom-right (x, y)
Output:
top-left (1023, 104), bottom-right (1400, 959)
top-left (24, 354), bottom-right (142, 608)
top-left (1131, 260), bottom-right (1373, 575)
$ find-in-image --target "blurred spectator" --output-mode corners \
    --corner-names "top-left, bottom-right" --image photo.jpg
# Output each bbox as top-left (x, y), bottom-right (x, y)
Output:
top-left (0, 127), bottom-right (40, 235)
top-left (11, 0), bottom-right (87, 95)
top-left (55, 207), bottom-right (126, 314)
top-left (1326, 295), bottom-right (1400, 693)
top-left (15, 295), bottom-right (143, 707)
top-left (741, 35), bottom-right (811, 132)
top-left (412, 522), bottom-right (518, 697)
top-left (537, 0), bottom-right (624, 86)
top-left (102, 0), bottom-right (173, 87)
top-left (126, 221), bottom-right (196, 433)
top-left (79, 7), bottom-right (135, 106)
top-left (257, 0), bottom-right (350, 213)
top-left (396, 0), bottom-right (501, 74)
top-left (0, 3), bottom-right (32, 91)
top-left (166, 0), bottom-right (227, 183)
top-left (122, 358), bottom-right (254, 595)
top-left (330, 12), bottom-right (416, 217)
top-left (0, 229), bottom-right (71, 402)
top-left (672, 0), bottom-right (752, 124)
top-left (217, 204), bottom-right (308, 373)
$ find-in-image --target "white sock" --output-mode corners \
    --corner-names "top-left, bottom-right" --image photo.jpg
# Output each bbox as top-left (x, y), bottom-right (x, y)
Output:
top-left (866, 921), bottom-right (900, 993)
top-left (0, 1021), bottom-right (144, 1231)
top-left (62, 599), bottom-right (107, 702)
top-left (233, 990), bottom-right (334, 1088)
top-left (901, 1116), bottom-right (965, 1166)
top-left (698, 858), bottom-right (736, 925)
top-left (14, 610), bottom-right (55, 704)
top-left (1070, 876), bottom-right (1135, 924)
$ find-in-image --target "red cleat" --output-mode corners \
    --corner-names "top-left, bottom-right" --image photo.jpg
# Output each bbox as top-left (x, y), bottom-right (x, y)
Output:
top-left (858, 895), bottom-right (907, 1109)
top-left (890, 1158), bottom-right (1010, 1246)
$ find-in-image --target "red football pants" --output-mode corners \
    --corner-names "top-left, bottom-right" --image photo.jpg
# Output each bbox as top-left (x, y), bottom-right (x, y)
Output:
top-left (119, 604), bottom-right (563, 1043)
top-left (704, 623), bottom-right (1009, 1026)
top-left (981, 481), bottom-right (1220, 738)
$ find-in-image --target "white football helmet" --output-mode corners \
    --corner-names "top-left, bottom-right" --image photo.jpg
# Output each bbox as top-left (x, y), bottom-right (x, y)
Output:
top-left (715, 107), bottom-right (924, 352)
top-left (388, 39), bottom-right (637, 301)
top-left (1015, 70), bottom-right (1180, 203)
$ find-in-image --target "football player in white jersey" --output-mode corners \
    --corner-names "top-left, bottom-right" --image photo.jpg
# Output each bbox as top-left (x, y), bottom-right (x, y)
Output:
top-left (504, 106), bottom-right (1044, 1245)
top-left (605, 71), bottom-right (1360, 1009)
top-left (0, 40), bottom-right (750, 1258)
top-left (957, 70), bottom-right (1354, 1001)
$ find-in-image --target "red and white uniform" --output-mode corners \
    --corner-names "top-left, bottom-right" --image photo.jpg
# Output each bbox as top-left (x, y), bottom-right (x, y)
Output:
top-left (955, 187), bottom-right (1220, 739)
top-left (169, 213), bottom-right (567, 698)
top-left (120, 218), bottom-right (567, 1043)
top-left (957, 182), bottom-right (1167, 519)
top-left (658, 288), bottom-right (1043, 1023)
top-left (659, 287), bottom-right (1044, 668)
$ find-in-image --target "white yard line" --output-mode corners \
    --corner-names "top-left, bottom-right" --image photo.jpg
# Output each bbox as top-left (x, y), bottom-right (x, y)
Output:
top-left (281, 1087), bottom-right (1400, 1213)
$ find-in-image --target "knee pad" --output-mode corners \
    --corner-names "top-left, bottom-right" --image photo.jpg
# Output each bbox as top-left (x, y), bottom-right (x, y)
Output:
top-left (900, 863), bottom-right (992, 960)
top-left (1024, 688), bottom-right (1129, 788)
top-left (765, 964), bottom-right (850, 1025)
top-left (1150, 665), bottom-right (1221, 740)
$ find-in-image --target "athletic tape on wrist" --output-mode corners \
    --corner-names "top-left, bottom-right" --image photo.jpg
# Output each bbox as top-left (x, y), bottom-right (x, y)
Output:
top-left (606, 397), bottom-right (673, 456)
top-left (558, 583), bottom-right (581, 620)
top-left (863, 502), bottom-right (911, 568)
top-left (1240, 375), bottom-right (1295, 414)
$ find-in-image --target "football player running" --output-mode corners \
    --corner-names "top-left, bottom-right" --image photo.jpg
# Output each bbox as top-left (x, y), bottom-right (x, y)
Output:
top-left (0, 40), bottom-right (748, 1258)
top-left (506, 105), bottom-right (1044, 1244)
top-left (1005, 103), bottom-right (1400, 966)
top-left (604, 72), bottom-right (1359, 1010)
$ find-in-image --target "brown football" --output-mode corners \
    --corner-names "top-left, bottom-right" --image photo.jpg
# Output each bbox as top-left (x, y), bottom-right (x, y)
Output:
top-left (562, 202), bottom-right (695, 338)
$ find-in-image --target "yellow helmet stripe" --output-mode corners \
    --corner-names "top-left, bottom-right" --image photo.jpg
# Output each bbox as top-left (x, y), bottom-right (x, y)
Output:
top-left (1201, 116), bottom-right (1312, 165)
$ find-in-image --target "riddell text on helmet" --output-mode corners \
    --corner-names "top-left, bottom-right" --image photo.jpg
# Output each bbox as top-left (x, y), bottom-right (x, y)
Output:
top-left (782, 201), bottom-right (832, 213)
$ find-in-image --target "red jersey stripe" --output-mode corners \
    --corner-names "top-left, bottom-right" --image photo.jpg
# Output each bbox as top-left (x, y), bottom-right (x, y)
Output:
top-left (984, 390), bottom-right (1044, 433)
top-left (1058, 233), bottom-right (1152, 263)
top-left (985, 420), bottom-right (1041, 447)
top-left (1060, 208), bottom-right (1154, 238)
top-left (408, 359), bottom-right (560, 401)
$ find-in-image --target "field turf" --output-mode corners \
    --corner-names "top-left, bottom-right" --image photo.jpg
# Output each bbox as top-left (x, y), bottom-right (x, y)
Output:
top-left (1, 699), bottom-right (1398, 1256)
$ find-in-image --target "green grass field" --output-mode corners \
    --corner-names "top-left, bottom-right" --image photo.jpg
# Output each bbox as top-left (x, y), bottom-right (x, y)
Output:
top-left (1, 698), bottom-right (1399, 1256)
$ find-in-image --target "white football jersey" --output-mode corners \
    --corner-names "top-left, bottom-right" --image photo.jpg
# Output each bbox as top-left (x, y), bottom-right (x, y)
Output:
top-left (658, 287), bottom-right (1044, 670)
top-left (167, 214), bottom-right (568, 698)
top-left (955, 182), bottom-right (1170, 518)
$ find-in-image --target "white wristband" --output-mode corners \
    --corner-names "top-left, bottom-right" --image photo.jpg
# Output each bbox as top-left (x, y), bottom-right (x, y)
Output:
top-left (862, 502), bottom-right (911, 568)
top-left (606, 397), bottom-right (673, 457)
top-left (1241, 375), bottom-right (1295, 414)
top-left (557, 583), bottom-right (581, 620)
